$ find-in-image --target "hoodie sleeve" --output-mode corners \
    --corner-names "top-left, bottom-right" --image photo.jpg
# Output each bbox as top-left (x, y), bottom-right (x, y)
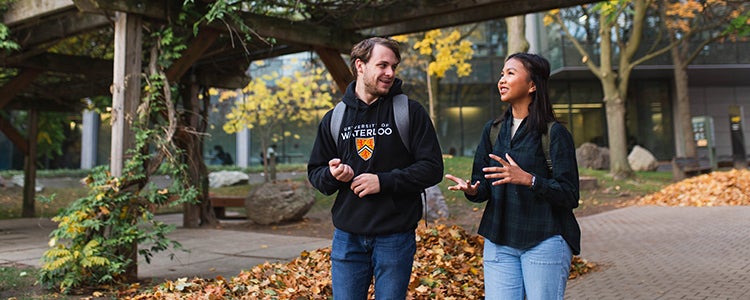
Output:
top-left (307, 109), bottom-right (343, 195)
top-left (377, 101), bottom-right (444, 193)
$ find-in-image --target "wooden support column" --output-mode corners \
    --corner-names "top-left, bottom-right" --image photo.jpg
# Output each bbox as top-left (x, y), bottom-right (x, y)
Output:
top-left (0, 115), bottom-right (28, 154)
top-left (163, 29), bottom-right (219, 228)
top-left (110, 11), bottom-right (142, 282)
top-left (314, 47), bottom-right (354, 94)
top-left (110, 12), bottom-right (142, 177)
top-left (22, 109), bottom-right (38, 217)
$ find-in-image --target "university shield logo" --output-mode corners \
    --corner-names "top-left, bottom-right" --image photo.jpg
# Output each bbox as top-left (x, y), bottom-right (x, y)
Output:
top-left (356, 137), bottom-right (375, 161)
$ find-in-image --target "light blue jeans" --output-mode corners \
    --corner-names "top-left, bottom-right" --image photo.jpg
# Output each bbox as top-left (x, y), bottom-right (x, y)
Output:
top-left (330, 228), bottom-right (416, 300)
top-left (483, 235), bottom-right (573, 300)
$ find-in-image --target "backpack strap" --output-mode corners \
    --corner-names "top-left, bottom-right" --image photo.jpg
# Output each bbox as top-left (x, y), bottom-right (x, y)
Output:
top-left (490, 120), bottom-right (555, 173)
top-left (489, 119), bottom-right (502, 147)
top-left (392, 94), bottom-right (410, 151)
top-left (330, 94), bottom-right (410, 152)
top-left (542, 121), bottom-right (554, 173)
top-left (330, 101), bottom-right (346, 147)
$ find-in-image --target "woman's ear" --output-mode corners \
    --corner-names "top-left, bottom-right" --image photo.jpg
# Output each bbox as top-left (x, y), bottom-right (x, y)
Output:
top-left (529, 83), bottom-right (536, 94)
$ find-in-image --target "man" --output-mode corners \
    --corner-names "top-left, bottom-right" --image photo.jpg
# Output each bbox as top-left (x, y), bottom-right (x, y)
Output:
top-left (307, 37), bottom-right (443, 299)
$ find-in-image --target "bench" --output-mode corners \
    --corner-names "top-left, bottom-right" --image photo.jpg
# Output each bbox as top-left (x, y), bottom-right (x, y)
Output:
top-left (671, 157), bottom-right (712, 181)
top-left (209, 194), bottom-right (245, 219)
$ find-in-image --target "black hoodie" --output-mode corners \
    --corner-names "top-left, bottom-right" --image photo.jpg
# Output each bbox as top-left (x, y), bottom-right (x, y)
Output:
top-left (307, 78), bottom-right (444, 235)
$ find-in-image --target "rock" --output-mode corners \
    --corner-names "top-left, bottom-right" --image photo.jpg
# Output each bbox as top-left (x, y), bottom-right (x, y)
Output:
top-left (423, 185), bottom-right (450, 221)
top-left (11, 174), bottom-right (44, 192)
top-left (245, 181), bottom-right (315, 225)
top-left (576, 142), bottom-right (610, 170)
top-left (628, 145), bottom-right (658, 171)
top-left (208, 171), bottom-right (249, 188)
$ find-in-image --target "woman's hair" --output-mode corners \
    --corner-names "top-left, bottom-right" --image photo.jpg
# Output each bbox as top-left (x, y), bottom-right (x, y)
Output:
top-left (502, 52), bottom-right (557, 135)
top-left (349, 37), bottom-right (401, 75)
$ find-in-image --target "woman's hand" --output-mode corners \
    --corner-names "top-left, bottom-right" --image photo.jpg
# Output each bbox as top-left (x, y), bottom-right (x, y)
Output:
top-left (445, 174), bottom-right (480, 196)
top-left (483, 153), bottom-right (533, 186)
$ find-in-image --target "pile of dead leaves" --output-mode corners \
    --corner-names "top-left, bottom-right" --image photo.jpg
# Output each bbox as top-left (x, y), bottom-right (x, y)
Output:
top-left (124, 224), bottom-right (595, 299)
top-left (636, 169), bottom-right (750, 207)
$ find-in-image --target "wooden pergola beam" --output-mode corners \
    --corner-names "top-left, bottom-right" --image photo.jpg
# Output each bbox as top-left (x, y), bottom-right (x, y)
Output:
top-left (344, 0), bottom-right (599, 36)
top-left (7, 53), bottom-right (113, 77)
top-left (75, 0), bottom-right (363, 52)
top-left (0, 69), bottom-right (43, 110)
top-left (165, 29), bottom-right (221, 82)
top-left (314, 47), bottom-right (354, 94)
top-left (0, 115), bottom-right (28, 154)
top-left (2, 0), bottom-right (76, 26)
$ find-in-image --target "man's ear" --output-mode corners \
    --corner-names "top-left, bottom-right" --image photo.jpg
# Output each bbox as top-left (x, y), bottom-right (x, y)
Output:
top-left (355, 59), bottom-right (365, 75)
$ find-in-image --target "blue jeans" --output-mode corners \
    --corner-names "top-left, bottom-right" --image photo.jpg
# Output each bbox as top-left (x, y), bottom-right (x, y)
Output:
top-left (483, 235), bottom-right (573, 300)
top-left (331, 229), bottom-right (416, 300)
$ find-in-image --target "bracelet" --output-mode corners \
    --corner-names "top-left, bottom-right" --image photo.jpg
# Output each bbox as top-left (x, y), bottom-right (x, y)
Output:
top-left (530, 175), bottom-right (536, 189)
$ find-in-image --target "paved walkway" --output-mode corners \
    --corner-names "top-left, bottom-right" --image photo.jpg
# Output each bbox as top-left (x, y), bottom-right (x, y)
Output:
top-left (1, 206), bottom-right (748, 299)
top-left (565, 206), bottom-right (750, 300)
top-left (0, 214), bottom-right (330, 281)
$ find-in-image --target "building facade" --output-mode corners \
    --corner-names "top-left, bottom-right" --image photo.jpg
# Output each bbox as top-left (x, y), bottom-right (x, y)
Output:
top-left (2, 11), bottom-right (748, 170)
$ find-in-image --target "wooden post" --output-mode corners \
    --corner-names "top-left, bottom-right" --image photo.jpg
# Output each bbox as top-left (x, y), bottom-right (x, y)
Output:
top-left (111, 11), bottom-right (142, 281)
top-left (110, 12), bottom-right (142, 177)
top-left (22, 109), bottom-right (38, 217)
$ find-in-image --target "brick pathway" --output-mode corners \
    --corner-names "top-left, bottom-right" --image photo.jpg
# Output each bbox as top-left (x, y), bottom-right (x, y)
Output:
top-left (566, 206), bottom-right (750, 300)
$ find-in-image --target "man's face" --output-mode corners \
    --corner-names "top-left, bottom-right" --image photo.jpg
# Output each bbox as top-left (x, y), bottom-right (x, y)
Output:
top-left (357, 44), bottom-right (399, 100)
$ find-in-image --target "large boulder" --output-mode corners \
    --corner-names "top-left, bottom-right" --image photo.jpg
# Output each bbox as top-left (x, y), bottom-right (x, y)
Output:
top-left (11, 174), bottom-right (44, 192)
top-left (576, 142), bottom-right (610, 170)
top-left (628, 145), bottom-right (659, 171)
top-left (423, 185), bottom-right (450, 221)
top-left (245, 181), bottom-right (315, 225)
top-left (208, 171), bottom-right (249, 188)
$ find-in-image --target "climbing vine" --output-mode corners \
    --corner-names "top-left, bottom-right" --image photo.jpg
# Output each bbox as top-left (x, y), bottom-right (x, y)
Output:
top-left (37, 7), bottom-right (204, 294)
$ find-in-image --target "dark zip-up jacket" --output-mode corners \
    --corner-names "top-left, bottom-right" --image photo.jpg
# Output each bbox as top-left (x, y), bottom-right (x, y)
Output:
top-left (307, 79), bottom-right (444, 235)
top-left (467, 115), bottom-right (581, 255)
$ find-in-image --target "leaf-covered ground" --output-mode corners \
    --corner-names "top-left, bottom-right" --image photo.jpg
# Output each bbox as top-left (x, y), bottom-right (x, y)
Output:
top-left (635, 169), bottom-right (750, 206)
top-left (122, 224), bottom-right (595, 299)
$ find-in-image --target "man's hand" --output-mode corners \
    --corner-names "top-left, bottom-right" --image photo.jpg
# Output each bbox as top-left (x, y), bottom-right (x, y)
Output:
top-left (351, 173), bottom-right (380, 198)
top-left (329, 158), bottom-right (354, 182)
top-left (445, 174), bottom-right (479, 196)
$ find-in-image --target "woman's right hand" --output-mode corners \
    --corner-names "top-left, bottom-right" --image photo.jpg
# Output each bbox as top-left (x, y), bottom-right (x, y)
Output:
top-left (445, 174), bottom-right (479, 196)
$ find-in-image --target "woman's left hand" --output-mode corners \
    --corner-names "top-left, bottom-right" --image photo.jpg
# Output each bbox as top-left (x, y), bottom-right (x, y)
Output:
top-left (483, 153), bottom-right (533, 186)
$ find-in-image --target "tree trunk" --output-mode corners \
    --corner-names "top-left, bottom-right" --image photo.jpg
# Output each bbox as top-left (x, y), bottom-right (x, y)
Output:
top-left (177, 81), bottom-right (215, 228)
top-left (426, 61), bottom-right (436, 125)
top-left (505, 15), bottom-right (529, 55)
top-left (602, 79), bottom-right (634, 179)
top-left (670, 44), bottom-right (696, 158)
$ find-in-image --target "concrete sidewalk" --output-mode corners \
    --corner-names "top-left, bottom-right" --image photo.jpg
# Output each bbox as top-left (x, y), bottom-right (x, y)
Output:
top-left (1, 206), bottom-right (749, 299)
top-left (0, 214), bottom-right (330, 281)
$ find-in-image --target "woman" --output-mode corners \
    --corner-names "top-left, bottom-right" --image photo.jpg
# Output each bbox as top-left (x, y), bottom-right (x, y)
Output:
top-left (445, 53), bottom-right (580, 300)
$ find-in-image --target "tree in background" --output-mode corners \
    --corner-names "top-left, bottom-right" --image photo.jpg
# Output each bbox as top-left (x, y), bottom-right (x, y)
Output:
top-left (506, 15), bottom-right (529, 55)
top-left (221, 59), bottom-right (334, 181)
top-left (660, 0), bottom-right (750, 158)
top-left (393, 27), bottom-right (475, 125)
top-left (546, 0), bottom-right (676, 179)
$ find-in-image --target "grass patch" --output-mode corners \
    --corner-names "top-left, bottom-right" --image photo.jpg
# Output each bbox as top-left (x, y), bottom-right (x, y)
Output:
top-left (0, 265), bottom-right (50, 300)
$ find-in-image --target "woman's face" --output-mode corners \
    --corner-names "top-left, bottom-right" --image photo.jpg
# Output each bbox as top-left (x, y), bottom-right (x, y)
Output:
top-left (497, 58), bottom-right (535, 104)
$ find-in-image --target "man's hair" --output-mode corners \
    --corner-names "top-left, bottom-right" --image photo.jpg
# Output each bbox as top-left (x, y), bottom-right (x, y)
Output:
top-left (349, 37), bottom-right (401, 75)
